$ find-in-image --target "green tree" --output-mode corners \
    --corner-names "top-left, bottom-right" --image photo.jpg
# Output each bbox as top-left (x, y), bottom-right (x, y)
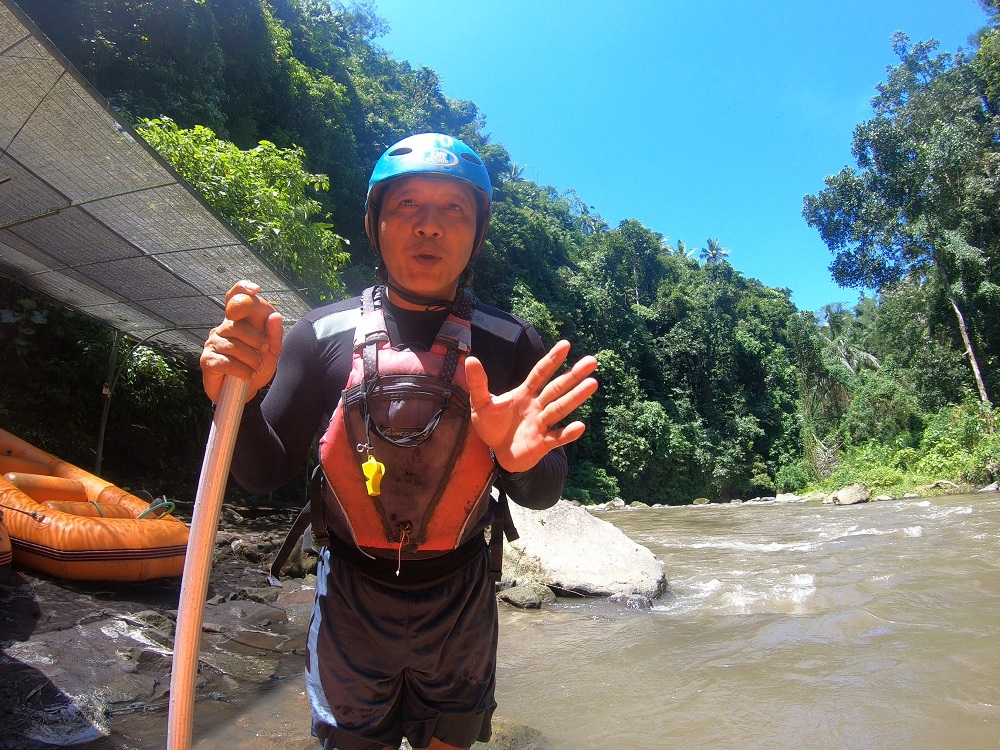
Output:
top-left (699, 237), bottom-right (730, 264)
top-left (838, 362), bottom-right (924, 447)
top-left (817, 302), bottom-right (880, 376)
top-left (787, 310), bottom-right (851, 477)
top-left (17, 0), bottom-right (228, 129)
top-left (803, 34), bottom-right (1000, 408)
top-left (869, 281), bottom-right (972, 411)
top-left (138, 118), bottom-right (349, 302)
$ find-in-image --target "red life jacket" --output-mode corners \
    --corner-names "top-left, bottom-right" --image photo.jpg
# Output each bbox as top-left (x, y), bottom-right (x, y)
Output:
top-left (318, 287), bottom-right (497, 560)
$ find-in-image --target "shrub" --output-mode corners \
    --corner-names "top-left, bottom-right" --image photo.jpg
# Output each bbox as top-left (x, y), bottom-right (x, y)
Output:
top-left (920, 399), bottom-right (992, 452)
top-left (856, 465), bottom-right (905, 492)
top-left (564, 461), bottom-right (620, 505)
top-left (891, 447), bottom-right (919, 470)
top-left (775, 460), bottom-right (812, 493)
top-left (966, 433), bottom-right (1000, 485)
top-left (914, 436), bottom-right (973, 479)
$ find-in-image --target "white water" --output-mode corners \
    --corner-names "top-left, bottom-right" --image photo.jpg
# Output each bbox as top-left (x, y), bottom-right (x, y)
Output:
top-left (117, 494), bottom-right (1000, 749)
top-left (494, 495), bottom-right (1000, 749)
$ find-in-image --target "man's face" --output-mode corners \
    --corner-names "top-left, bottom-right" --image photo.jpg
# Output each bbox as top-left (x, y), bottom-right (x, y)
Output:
top-left (373, 176), bottom-right (479, 307)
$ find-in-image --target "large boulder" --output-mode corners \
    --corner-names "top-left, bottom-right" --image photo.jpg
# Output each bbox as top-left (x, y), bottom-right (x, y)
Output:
top-left (826, 483), bottom-right (870, 505)
top-left (501, 500), bottom-right (666, 600)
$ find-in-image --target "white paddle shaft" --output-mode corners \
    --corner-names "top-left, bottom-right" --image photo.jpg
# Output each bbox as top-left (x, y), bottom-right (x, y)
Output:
top-left (167, 375), bottom-right (249, 749)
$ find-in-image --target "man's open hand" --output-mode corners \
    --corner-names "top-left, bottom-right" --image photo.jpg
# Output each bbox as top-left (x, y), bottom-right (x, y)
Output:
top-left (465, 340), bottom-right (598, 473)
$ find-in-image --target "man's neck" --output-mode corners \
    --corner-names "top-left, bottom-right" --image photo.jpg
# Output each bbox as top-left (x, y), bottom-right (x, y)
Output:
top-left (383, 296), bottom-right (447, 351)
top-left (384, 280), bottom-right (457, 311)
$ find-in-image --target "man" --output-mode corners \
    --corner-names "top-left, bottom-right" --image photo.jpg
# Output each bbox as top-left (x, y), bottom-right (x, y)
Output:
top-left (200, 133), bottom-right (598, 750)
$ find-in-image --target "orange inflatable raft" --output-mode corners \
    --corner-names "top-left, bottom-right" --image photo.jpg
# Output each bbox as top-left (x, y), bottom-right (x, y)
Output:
top-left (0, 428), bottom-right (188, 581)
top-left (0, 509), bottom-right (11, 582)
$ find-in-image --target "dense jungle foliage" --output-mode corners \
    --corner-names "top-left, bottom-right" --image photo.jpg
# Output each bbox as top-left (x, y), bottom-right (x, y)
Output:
top-left (3, 0), bottom-right (1000, 505)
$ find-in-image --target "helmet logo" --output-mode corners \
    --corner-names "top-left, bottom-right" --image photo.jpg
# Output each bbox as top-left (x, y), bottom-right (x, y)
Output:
top-left (423, 148), bottom-right (459, 168)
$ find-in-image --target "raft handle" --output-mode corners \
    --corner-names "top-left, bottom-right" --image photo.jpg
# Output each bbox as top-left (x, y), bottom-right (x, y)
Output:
top-left (137, 498), bottom-right (176, 520)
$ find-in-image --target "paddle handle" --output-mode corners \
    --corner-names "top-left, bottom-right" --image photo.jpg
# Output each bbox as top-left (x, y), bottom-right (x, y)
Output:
top-left (166, 375), bottom-right (248, 750)
top-left (167, 290), bottom-right (275, 749)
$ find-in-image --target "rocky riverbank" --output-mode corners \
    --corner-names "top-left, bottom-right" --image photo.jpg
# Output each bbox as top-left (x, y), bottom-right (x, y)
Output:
top-left (0, 501), bottom-right (314, 748)
top-left (2, 498), bottom-right (652, 749)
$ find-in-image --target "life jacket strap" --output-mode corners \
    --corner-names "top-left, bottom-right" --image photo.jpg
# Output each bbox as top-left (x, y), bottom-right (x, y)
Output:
top-left (438, 291), bottom-right (474, 383)
top-left (268, 465), bottom-right (327, 585)
top-left (488, 479), bottom-right (520, 583)
top-left (357, 286), bottom-right (474, 386)
top-left (360, 287), bottom-right (387, 384)
top-left (268, 502), bottom-right (312, 585)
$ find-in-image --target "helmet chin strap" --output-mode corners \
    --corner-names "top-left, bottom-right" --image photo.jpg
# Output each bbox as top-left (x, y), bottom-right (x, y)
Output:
top-left (377, 267), bottom-right (466, 312)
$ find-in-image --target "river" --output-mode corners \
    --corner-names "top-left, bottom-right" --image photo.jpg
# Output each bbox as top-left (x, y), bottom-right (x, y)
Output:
top-left (122, 493), bottom-right (1000, 749)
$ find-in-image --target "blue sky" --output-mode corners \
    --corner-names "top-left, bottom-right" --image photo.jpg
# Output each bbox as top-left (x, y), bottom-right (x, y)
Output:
top-left (368, 0), bottom-right (991, 314)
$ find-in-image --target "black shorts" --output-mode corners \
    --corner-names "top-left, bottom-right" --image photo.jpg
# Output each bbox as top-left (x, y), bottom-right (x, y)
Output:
top-left (306, 543), bottom-right (498, 750)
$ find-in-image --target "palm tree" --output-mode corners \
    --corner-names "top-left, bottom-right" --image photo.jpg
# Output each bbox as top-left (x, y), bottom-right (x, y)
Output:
top-left (502, 162), bottom-right (526, 183)
top-left (818, 303), bottom-right (880, 375)
top-left (672, 240), bottom-right (696, 258)
top-left (699, 237), bottom-right (730, 264)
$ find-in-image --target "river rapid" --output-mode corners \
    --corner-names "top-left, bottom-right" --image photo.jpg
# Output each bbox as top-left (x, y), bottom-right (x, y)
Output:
top-left (497, 494), bottom-right (1000, 749)
top-left (142, 494), bottom-right (1000, 749)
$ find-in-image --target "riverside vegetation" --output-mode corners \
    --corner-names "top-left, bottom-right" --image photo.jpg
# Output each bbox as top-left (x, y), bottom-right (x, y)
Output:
top-left (4, 0), bottom-right (1000, 507)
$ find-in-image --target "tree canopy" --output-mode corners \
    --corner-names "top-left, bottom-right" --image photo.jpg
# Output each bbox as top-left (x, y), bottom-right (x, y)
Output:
top-left (803, 33), bottom-right (1000, 407)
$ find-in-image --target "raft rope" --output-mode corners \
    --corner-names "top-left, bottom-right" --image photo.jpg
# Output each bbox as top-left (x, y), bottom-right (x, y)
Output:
top-left (0, 501), bottom-right (44, 522)
top-left (0, 498), bottom-right (175, 521)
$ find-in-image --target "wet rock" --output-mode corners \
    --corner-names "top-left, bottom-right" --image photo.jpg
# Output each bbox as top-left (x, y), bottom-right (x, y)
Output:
top-left (827, 483), bottom-right (870, 505)
top-left (134, 647), bottom-right (173, 672)
top-left (272, 575), bottom-right (318, 628)
top-left (503, 499), bottom-right (666, 599)
top-left (776, 492), bottom-right (801, 503)
top-left (928, 479), bottom-right (961, 490)
top-left (608, 592), bottom-right (653, 610)
top-left (589, 497), bottom-right (626, 509)
top-left (275, 533), bottom-right (319, 579)
top-left (476, 716), bottom-right (548, 749)
top-left (101, 671), bottom-right (161, 704)
top-left (498, 583), bottom-right (556, 609)
top-left (0, 502), bottom-right (310, 748)
top-left (230, 537), bottom-right (267, 563)
top-left (399, 717), bottom-right (548, 750)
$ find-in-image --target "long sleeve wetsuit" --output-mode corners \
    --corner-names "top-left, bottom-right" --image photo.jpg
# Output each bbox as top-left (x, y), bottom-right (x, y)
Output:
top-left (229, 291), bottom-right (567, 516)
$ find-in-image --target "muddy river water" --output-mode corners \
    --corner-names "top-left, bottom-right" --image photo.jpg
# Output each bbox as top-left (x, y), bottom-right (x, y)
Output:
top-left (103, 494), bottom-right (1000, 749)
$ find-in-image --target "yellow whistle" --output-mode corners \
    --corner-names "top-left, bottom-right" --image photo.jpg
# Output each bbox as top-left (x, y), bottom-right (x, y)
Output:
top-left (362, 454), bottom-right (385, 496)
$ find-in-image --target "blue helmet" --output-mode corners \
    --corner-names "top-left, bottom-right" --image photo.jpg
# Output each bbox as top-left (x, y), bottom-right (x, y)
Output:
top-left (365, 133), bottom-right (493, 261)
